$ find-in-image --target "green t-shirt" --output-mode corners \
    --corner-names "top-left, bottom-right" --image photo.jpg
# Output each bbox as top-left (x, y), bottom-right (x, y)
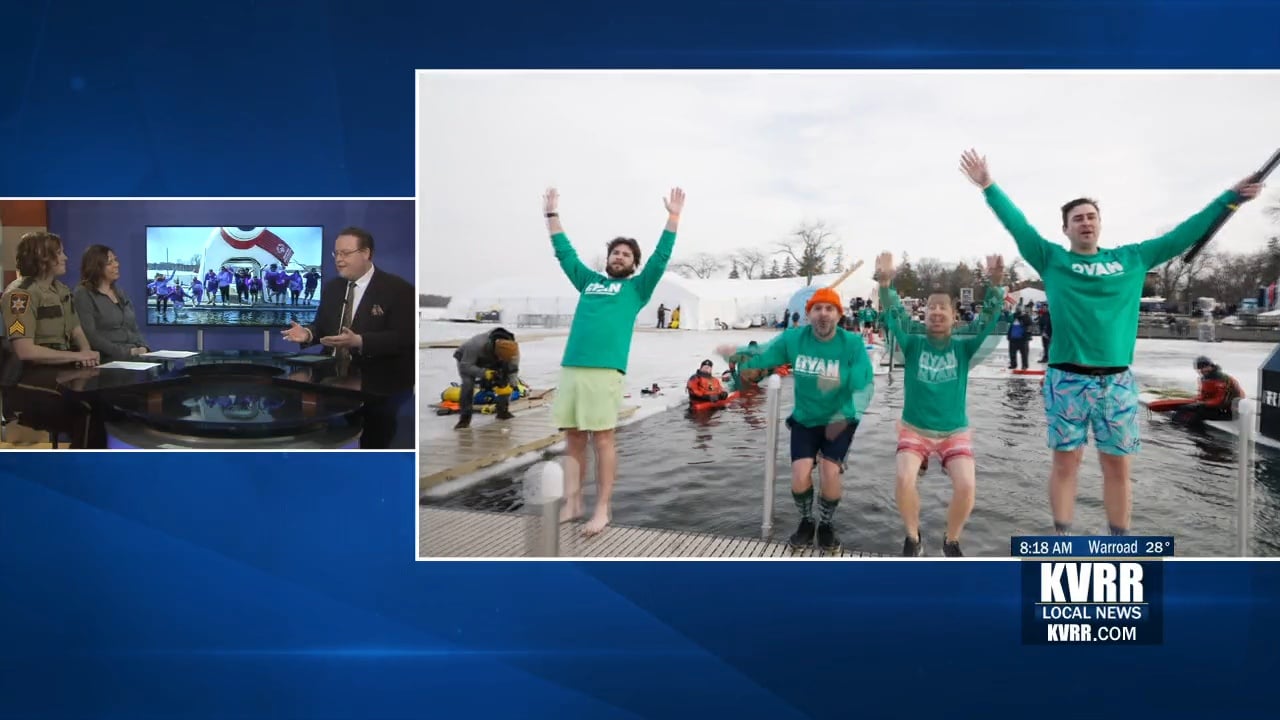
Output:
top-left (553, 230), bottom-right (675, 373)
top-left (983, 183), bottom-right (1235, 367)
top-left (881, 283), bottom-right (1004, 433)
top-left (857, 307), bottom-right (877, 324)
top-left (735, 326), bottom-right (875, 427)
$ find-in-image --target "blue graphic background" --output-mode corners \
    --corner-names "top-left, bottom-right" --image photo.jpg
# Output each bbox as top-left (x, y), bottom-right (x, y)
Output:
top-left (5, 0), bottom-right (1280, 717)
top-left (3, 460), bottom-right (1279, 717)
top-left (4, 0), bottom-right (1280, 197)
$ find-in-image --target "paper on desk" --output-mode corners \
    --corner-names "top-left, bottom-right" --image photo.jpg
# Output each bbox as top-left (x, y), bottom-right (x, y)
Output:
top-left (97, 361), bottom-right (162, 370)
top-left (141, 350), bottom-right (200, 359)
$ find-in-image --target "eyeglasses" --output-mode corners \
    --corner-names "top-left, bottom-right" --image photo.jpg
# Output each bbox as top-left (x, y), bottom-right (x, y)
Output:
top-left (331, 248), bottom-right (368, 259)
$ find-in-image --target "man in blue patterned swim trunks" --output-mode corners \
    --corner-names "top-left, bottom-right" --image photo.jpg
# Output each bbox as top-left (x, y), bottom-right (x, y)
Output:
top-left (961, 148), bottom-right (1263, 535)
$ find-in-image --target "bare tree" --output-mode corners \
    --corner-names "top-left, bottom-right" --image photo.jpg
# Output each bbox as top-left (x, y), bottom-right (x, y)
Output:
top-left (913, 258), bottom-right (948, 294)
top-left (732, 248), bottom-right (768, 279)
top-left (1190, 250), bottom-right (1266, 310)
top-left (671, 253), bottom-right (723, 279)
top-left (1151, 242), bottom-right (1214, 307)
top-left (1006, 258), bottom-right (1024, 288)
top-left (777, 221), bottom-right (840, 286)
top-left (1265, 190), bottom-right (1280, 224)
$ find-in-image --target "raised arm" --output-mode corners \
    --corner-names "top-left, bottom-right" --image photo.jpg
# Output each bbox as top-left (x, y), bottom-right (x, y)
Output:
top-left (1137, 176), bottom-right (1265, 268)
top-left (874, 251), bottom-right (915, 349)
top-left (960, 149), bottom-right (1051, 274)
top-left (960, 254), bottom-right (1006, 359)
top-left (544, 188), bottom-right (598, 292)
top-left (633, 187), bottom-right (685, 302)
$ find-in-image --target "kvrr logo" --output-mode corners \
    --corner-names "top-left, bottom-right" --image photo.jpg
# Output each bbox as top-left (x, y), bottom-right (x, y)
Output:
top-left (1041, 562), bottom-right (1144, 603)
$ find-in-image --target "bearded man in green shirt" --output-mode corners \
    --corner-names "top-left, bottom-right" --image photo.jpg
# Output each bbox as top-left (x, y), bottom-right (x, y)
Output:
top-left (718, 286), bottom-right (876, 552)
top-left (544, 186), bottom-right (685, 536)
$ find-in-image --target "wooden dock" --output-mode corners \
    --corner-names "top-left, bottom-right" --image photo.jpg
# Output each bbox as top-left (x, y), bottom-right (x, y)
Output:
top-left (419, 507), bottom-right (881, 558)
top-left (420, 402), bottom-right (639, 494)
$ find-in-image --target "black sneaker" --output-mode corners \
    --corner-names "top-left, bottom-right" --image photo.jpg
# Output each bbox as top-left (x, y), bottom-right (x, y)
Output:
top-left (943, 538), bottom-right (963, 557)
top-left (496, 410), bottom-right (514, 420)
top-left (817, 523), bottom-right (840, 552)
top-left (789, 518), bottom-right (816, 548)
top-left (454, 416), bottom-right (471, 429)
top-left (903, 533), bottom-right (925, 557)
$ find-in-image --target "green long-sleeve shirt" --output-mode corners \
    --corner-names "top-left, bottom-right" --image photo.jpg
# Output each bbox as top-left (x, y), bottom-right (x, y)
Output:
top-left (552, 230), bottom-right (675, 373)
top-left (735, 326), bottom-right (875, 427)
top-left (983, 183), bottom-right (1236, 367)
top-left (880, 284), bottom-right (1004, 433)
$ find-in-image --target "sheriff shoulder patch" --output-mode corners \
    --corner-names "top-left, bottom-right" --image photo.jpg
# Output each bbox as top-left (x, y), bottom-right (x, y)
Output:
top-left (8, 319), bottom-right (25, 336)
top-left (9, 291), bottom-right (31, 316)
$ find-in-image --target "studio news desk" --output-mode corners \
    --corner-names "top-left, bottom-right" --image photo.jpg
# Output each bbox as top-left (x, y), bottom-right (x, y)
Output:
top-left (44, 350), bottom-right (395, 449)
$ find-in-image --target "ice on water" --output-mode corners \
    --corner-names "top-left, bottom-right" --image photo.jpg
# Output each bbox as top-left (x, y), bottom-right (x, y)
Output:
top-left (421, 320), bottom-right (1276, 417)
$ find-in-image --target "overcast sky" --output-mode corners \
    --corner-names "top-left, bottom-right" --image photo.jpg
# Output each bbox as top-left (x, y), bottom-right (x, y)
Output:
top-left (418, 71), bottom-right (1280, 297)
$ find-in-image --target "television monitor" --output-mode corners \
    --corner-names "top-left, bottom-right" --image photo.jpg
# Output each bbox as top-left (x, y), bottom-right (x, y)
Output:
top-left (144, 226), bottom-right (326, 327)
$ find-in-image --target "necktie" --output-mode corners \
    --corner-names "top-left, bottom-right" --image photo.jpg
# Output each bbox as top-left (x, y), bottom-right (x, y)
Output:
top-left (335, 280), bottom-right (357, 373)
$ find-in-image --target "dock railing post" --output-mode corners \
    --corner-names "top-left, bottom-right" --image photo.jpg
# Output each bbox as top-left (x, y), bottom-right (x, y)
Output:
top-left (1236, 398), bottom-right (1256, 557)
top-left (762, 373), bottom-right (783, 540)
top-left (523, 461), bottom-right (564, 557)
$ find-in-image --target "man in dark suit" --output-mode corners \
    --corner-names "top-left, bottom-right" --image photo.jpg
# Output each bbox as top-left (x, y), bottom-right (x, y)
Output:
top-left (281, 226), bottom-right (415, 448)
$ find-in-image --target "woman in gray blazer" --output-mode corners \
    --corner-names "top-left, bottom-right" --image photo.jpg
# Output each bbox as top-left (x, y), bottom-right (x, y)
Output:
top-left (72, 245), bottom-right (150, 362)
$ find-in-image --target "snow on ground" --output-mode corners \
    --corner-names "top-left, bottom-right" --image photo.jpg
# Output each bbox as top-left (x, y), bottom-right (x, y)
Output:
top-left (419, 321), bottom-right (781, 415)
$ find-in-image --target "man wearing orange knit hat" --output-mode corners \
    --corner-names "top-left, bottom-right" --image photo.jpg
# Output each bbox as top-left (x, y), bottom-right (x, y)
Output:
top-left (718, 285), bottom-right (875, 552)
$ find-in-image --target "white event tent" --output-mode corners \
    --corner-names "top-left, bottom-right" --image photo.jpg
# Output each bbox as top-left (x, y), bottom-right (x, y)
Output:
top-left (1012, 287), bottom-right (1047, 305)
top-left (444, 266), bottom-right (879, 331)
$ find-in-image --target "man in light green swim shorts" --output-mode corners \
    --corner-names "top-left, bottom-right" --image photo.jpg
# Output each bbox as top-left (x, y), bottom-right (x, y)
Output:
top-left (543, 185), bottom-right (685, 535)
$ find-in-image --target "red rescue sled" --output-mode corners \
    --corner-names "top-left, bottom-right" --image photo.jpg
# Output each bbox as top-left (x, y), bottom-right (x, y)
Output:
top-left (690, 391), bottom-right (740, 412)
top-left (1011, 368), bottom-right (1045, 376)
top-left (1147, 398), bottom-right (1196, 413)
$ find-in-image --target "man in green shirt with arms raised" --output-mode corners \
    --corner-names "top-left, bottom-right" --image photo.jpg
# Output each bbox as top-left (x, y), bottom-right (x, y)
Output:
top-left (959, 148), bottom-right (1263, 536)
top-left (877, 251), bottom-right (1004, 557)
top-left (718, 286), bottom-right (875, 552)
top-left (545, 186), bottom-right (685, 535)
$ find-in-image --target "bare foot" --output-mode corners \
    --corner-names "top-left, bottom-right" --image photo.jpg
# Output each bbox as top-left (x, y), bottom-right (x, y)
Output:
top-left (583, 506), bottom-right (611, 536)
top-left (559, 494), bottom-right (584, 523)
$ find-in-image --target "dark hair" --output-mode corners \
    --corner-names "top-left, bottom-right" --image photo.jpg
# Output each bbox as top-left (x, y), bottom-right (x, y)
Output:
top-left (337, 226), bottom-right (375, 258)
top-left (607, 237), bottom-right (641, 267)
top-left (925, 291), bottom-right (960, 316)
top-left (1061, 198), bottom-right (1100, 228)
top-left (79, 244), bottom-right (118, 291)
top-left (16, 231), bottom-right (63, 278)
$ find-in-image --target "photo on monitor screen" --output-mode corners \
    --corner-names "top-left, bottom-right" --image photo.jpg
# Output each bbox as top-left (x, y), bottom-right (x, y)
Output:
top-left (144, 226), bottom-right (325, 327)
